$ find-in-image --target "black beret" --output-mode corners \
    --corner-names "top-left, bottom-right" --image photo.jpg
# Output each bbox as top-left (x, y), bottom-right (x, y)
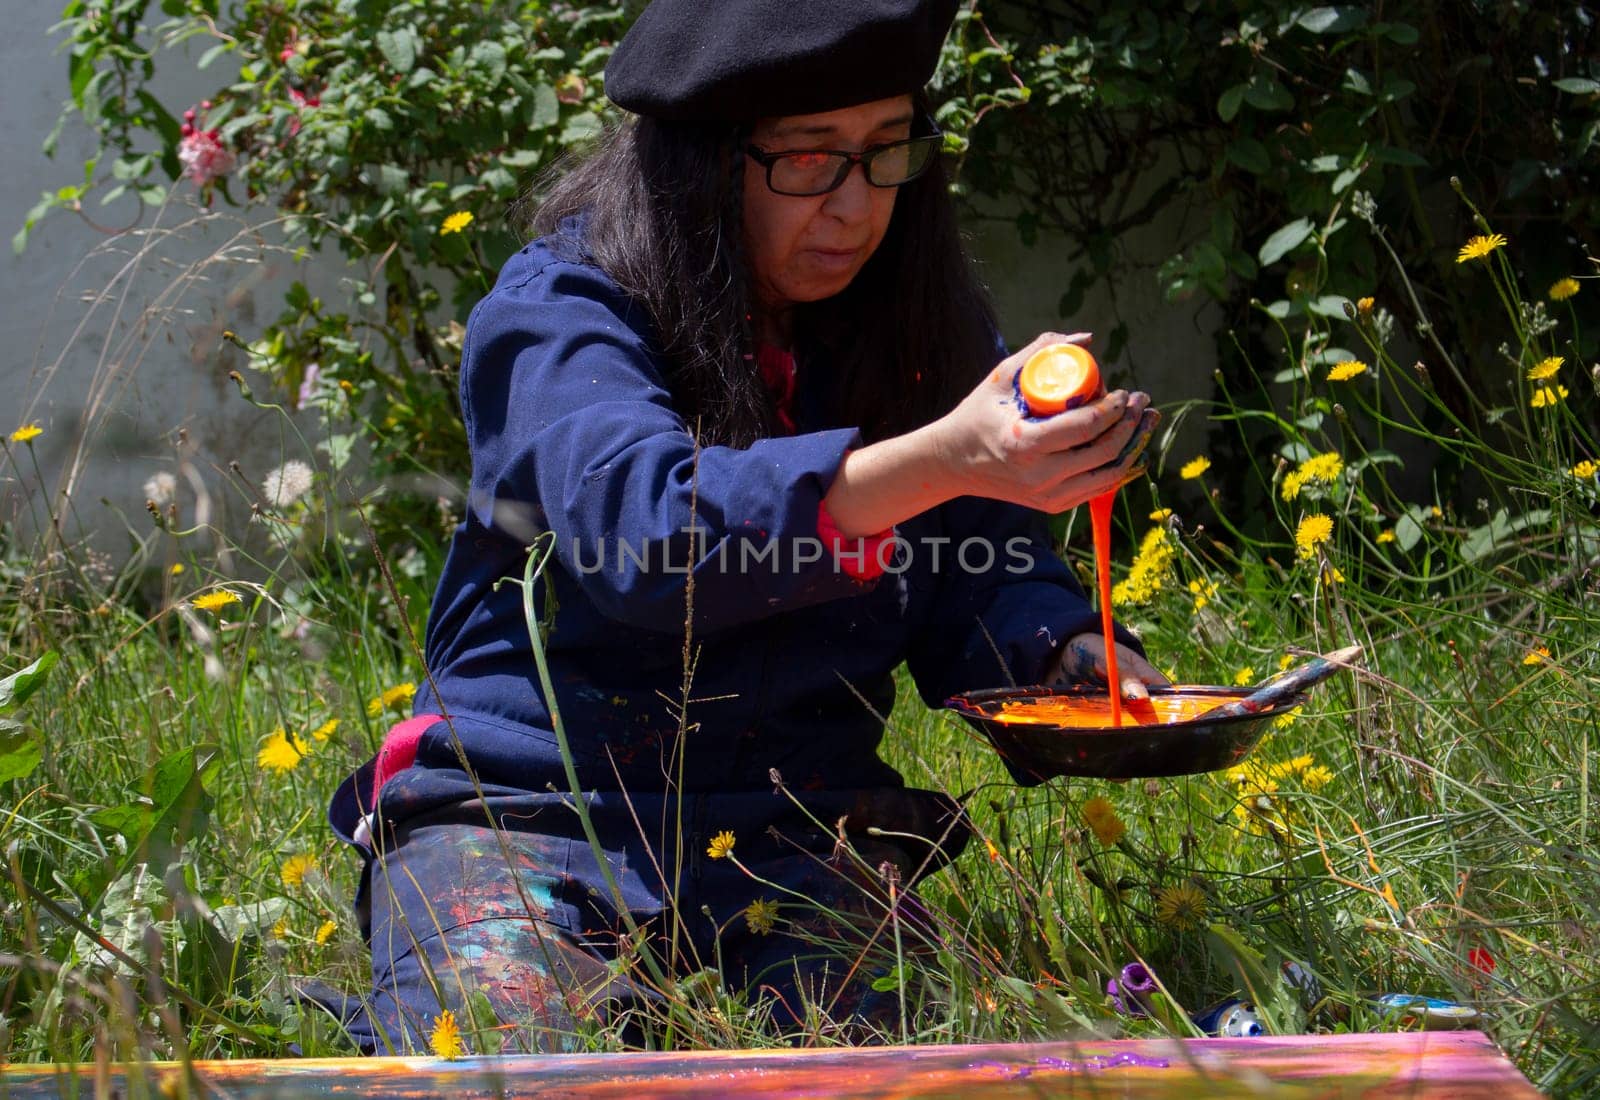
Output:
top-left (605, 0), bottom-right (959, 122)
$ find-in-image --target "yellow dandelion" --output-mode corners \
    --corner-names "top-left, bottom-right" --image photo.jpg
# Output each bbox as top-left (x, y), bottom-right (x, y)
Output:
top-left (1300, 764), bottom-right (1335, 790)
top-left (1522, 646), bottom-right (1550, 666)
top-left (1179, 455), bottom-right (1211, 480)
top-left (438, 210), bottom-right (474, 236)
top-left (1295, 514), bottom-right (1333, 560)
top-left (1571, 460), bottom-right (1598, 479)
top-left (707, 830), bottom-right (736, 860)
top-left (1527, 356), bottom-right (1563, 381)
top-left (8, 423), bottom-right (43, 444)
top-left (1081, 796), bottom-right (1126, 847)
top-left (744, 897), bottom-right (778, 936)
top-left (280, 853), bottom-right (317, 889)
top-left (271, 918), bottom-right (289, 940)
top-left (1278, 653), bottom-right (1297, 672)
top-left (1281, 452), bottom-right (1344, 501)
top-left (1233, 666), bottom-right (1256, 686)
top-left (1356, 296), bottom-right (1375, 315)
top-left (1456, 233), bottom-right (1506, 264)
top-left (1154, 880), bottom-right (1209, 931)
top-left (1327, 360), bottom-right (1368, 382)
top-left (1111, 525), bottom-right (1176, 607)
top-left (366, 682), bottom-right (417, 717)
top-left (1549, 277), bottom-right (1580, 301)
top-left (428, 1009), bottom-right (465, 1059)
top-left (1323, 563), bottom-right (1346, 583)
top-left (1188, 577), bottom-right (1217, 611)
top-left (1530, 385), bottom-right (1569, 409)
top-left (315, 919), bottom-right (338, 945)
top-left (169, 563), bottom-right (185, 576)
top-left (1273, 705), bottom-right (1303, 730)
top-left (257, 728), bottom-right (304, 773)
top-left (191, 590), bottom-right (242, 613)
top-left (1149, 508), bottom-right (1173, 523)
top-left (311, 717), bottom-right (340, 743)
top-left (1376, 529), bottom-right (1397, 544)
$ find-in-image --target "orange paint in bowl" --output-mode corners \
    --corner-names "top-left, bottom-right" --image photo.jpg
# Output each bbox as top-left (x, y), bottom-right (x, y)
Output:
top-left (990, 690), bottom-right (1251, 728)
top-left (1018, 343), bottom-right (1100, 416)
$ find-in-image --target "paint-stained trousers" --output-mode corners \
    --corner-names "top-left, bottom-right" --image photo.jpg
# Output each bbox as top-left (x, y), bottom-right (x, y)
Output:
top-left (339, 786), bottom-right (967, 1054)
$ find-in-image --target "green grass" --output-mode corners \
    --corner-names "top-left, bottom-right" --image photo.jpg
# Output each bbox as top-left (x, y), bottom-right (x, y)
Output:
top-left (2, 213), bottom-right (1598, 1096)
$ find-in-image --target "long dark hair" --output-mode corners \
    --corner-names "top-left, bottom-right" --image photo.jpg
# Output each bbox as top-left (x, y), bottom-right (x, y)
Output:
top-left (523, 101), bottom-right (999, 448)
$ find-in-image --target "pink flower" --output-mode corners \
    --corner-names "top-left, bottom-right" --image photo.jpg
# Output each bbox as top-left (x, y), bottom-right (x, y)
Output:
top-left (287, 87), bottom-right (321, 137)
top-left (178, 108), bottom-right (234, 186)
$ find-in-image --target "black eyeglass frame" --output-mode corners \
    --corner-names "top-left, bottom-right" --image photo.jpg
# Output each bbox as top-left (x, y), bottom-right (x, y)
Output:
top-left (744, 126), bottom-right (945, 197)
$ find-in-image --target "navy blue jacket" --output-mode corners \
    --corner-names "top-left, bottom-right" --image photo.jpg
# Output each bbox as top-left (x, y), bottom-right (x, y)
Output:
top-left (379, 227), bottom-right (1137, 819)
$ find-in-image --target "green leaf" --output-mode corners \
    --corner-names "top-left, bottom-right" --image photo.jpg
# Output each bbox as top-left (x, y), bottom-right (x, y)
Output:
top-left (0, 718), bottom-right (42, 783)
top-left (1243, 75), bottom-right (1294, 113)
top-left (1554, 77), bottom-right (1600, 95)
top-left (376, 163), bottom-right (409, 196)
top-left (531, 82), bottom-right (560, 130)
top-left (1395, 511), bottom-right (1425, 552)
top-left (1218, 83), bottom-right (1245, 122)
top-left (559, 113), bottom-right (603, 145)
top-left (470, 41), bottom-right (507, 86)
top-left (1462, 509), bottom-right (1552, 563)
top-left (0, 651), bottom-right (59, 712)
top-left (376, 27), bottom-right (417, 74)
top-left (1258, 217), bottom-right (1313, 266)
top-left (1297, 7), bottom-right (1367, 34)
top-left (1226, 138), bottom-right (1271, 174)
top-left (1375, 22), bottom-right (1420, 45)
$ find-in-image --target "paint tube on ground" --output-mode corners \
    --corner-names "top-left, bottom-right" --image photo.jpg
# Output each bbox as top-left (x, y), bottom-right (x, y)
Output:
top-left (1106, 961), bottom-right (1158, 1016)
top-left (1370, 993), bottom-right (1484, 1029)
top-left (1191, 999), bottom-right (1264, 1037)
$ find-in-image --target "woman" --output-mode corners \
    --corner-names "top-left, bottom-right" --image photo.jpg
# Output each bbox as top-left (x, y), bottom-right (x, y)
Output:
top-left (327, 0), bottom-right (1165, 1054)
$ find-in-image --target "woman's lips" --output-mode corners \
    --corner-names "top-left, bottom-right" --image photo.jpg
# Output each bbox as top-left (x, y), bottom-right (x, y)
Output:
top-left (806, 247), bottom-right (862, 274)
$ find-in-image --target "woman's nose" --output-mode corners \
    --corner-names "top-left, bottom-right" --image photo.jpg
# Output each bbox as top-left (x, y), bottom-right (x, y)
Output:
top-left (821, 161), bottom-right (873, 220)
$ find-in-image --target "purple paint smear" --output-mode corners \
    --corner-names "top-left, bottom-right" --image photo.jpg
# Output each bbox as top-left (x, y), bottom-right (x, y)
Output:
top-left (967, 1051), bottom-right (1171, 1079)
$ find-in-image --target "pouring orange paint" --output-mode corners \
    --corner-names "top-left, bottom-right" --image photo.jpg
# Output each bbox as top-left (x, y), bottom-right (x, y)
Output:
top-left (1018, 342), bottom-right (1127, 727)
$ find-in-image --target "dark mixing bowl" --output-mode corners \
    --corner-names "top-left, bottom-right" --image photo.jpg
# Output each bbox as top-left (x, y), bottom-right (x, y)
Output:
top-left (944, 684), bottom-right (1303, 781)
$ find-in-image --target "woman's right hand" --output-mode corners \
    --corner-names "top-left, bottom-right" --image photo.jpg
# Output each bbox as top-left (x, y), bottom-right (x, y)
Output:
top-left (928, 332), bottom-right (1158, 514)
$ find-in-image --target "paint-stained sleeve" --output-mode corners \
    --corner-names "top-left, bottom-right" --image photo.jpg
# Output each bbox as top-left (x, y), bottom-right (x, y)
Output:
top-left (459, 257), bottom-right (874, 634)
top-left (905, 496), bottom-right (1146, 782)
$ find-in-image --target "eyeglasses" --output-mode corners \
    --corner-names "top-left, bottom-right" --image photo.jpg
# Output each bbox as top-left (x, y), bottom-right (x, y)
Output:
top-left (744, 132), bottom-right (943, 197)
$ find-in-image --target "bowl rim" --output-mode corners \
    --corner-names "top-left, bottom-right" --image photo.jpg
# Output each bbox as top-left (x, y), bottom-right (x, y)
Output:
top-left (945, 683), bottom-right (1305, 730)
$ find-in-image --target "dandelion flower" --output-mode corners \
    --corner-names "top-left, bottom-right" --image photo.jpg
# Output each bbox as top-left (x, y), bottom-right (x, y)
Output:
top-left (280, 853), bottom-right (317, 889)
top-left (1278, 653), bottom-right (1296, 672)
top-left (1549, 277), bottom-right (1580, 301)
top-left (1149, 508), bottom-right (1173, 523)
top-left (366, 682), bottom-right (417, 717)
top-left (169, 563), bottom-right (185, 576)
top-left (1323, 563), bottom-right (1346, 583)
top-left (1456, 233), bottom-right (1506, 264)
top-left (1526, 356), bottom-right (1563, 381)
top-left (1295, 514), bottom-right (1333, 560)
top-left (192, 590), bottom-right (242, 613)
top-left (1376, 529), bottom-right (1397, 544)
top-left (1522, 646), bottom-right (1550, 666)
top-left (9, 423), bottom-right (43, 444)
top-left (1327, 360), bottom-right (1368, 382)
top-left (439, 211), bottom-right (475, 236)
top-left (1188, 577), bottom-right (1217, 611)
top-left (1571, 460), bottom-right (1598, 479)
top-left (1530, 385), bottom-right (1569, 409)
top-left (257, 728), bottom-right (304, 773)
top-left (315, 919), bottom-right (337, 945)
top-left (261, 460), bottom-right (315, 507)
top-left (311, 718), bottom-right (340, 742)
top-left (1273, 705), bottom-right (1302, 730)
top-left (1179, 456), bottom-right (1210, 480)
top-left (1281, 452), bottom-right (1344, 501)
top-left (1112, 525), bottom-right (1176, 607)
top-left (143, 472), bottom-right (177, 504)
top-left (1356, 296), bottom-right (1375, 315)
top-left (1154, 880), bottom-right (1209, 931)
top-left (1300, 764), bottom-right (1335, 790)
top-left (744, 897), bottom-right (778, 936)
top-left (1081, 796), bottom-right (1126, 847)
top-left (1233, 666), bottom-right (1256, 686)
top-left (428, 1009), bottom-right (465, 1059)
top-left (707, 830), bottom-right (736, 860)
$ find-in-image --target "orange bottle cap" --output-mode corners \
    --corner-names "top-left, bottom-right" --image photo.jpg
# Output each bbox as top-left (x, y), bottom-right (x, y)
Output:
top-left (1019, 343), bottom-right (1100, 416)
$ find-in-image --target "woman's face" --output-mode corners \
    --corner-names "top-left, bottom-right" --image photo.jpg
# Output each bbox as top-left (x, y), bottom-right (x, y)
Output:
top-left (742, 95), bottom-right (915, 317)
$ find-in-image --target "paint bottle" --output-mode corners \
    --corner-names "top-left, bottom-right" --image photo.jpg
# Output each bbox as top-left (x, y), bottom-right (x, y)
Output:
top-left (1017, 342), bottom-right (1101, 416)
top-left (1191, 999), bottom-right (1264, 1037)
top-left (1370, 993), bottom-right (1483, 1029)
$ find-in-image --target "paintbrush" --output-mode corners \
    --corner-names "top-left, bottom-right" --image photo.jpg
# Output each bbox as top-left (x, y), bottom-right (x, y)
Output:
top-left (1188, 644), bottom-right (1364, 722)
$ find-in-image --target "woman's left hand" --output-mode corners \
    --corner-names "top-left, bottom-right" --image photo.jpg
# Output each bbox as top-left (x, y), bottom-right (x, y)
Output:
top-left (1049, 632), bottom-right (1171, 699)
